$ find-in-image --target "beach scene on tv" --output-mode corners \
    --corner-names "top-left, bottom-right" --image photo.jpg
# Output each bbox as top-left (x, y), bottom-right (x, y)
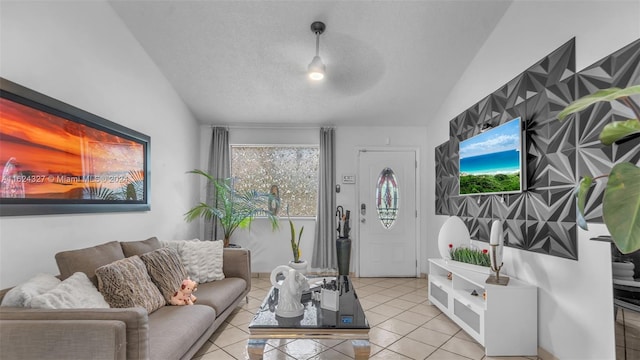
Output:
top-left (459, 118), bottom-right (521, 195)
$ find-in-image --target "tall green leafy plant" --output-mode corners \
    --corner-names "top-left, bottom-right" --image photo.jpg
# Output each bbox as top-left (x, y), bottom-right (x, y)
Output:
top-left (184, 169), bottom-right (279, 247)
top-left (558, 85), bottom-right (640, 253)
top-left (287, 207), bottom-right (304, 263)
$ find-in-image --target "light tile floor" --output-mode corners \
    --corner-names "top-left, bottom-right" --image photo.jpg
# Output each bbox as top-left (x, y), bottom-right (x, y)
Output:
top-left (616, 306), bottom-right (640, 359)
top-left (193, 277), bottom-right (539, 360)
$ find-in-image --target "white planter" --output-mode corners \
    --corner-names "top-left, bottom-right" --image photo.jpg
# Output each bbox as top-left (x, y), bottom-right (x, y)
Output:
top-left (288, 260), bottom-right (308, 274)
top-left (444, 259), bottom-right (491, 275)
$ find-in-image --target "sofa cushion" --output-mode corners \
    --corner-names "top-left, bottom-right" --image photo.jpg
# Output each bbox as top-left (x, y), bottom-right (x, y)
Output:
top-left (96, 256), bottom-right (165, 314)
top-left (30, 272), bottom-right (109, 309)
top-left (55, 241), bottom-right (125, 286)
top-left (192, 278), bottom-right (246, 315)
top-left (140, 248), bottom-right (188, 304)
top-left (121, 237), bottom-right (161, 258)
top-left (147, 305), bottom-right (216, 360)
top-left (0, 273), bottom-right (61, 307)
top-left (162, 239), bottom-right (225, 283)
top-left (0, 307), bottom-right (150, 360)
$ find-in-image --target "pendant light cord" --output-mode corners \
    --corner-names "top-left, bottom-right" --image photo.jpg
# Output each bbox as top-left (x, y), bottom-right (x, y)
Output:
top-left (315, 32), bottom-right (320, 57)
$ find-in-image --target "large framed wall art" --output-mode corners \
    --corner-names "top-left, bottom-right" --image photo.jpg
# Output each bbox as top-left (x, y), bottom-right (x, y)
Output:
top-left (0, 78), bottom-right (151, 215)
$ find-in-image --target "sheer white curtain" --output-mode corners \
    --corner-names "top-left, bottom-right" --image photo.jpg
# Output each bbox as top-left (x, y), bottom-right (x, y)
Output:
top-left (205, 127), bottom-right (230, 241)
top-left (312, 128), bottom-right (337, 270)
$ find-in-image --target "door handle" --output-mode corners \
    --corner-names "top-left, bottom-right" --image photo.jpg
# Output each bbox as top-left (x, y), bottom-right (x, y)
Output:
top-left (361, 218), bottom-right (366, 224)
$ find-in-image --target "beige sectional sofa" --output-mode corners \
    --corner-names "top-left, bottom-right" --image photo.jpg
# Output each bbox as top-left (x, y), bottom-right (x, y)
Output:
top-left (0, 238), bottom-right (252, 360)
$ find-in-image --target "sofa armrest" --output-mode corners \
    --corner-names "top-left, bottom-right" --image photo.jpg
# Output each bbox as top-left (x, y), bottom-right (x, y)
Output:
top-left (223, 248), bottom-right (251, 292)
top-left (1, 319), bottom-right (126, 360)
top-left (0, 307), bottom-right (149, 359)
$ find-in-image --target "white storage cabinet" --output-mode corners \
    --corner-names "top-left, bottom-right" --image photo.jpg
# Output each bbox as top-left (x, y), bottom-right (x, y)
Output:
top-left (428, 258), bottom-right (537, 356)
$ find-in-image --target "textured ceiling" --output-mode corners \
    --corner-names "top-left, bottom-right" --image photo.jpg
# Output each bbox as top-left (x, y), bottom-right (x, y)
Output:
top-left (109, 1), bottom-right (512, 127)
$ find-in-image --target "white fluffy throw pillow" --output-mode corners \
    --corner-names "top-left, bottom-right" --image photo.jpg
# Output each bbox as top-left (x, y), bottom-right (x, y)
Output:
top-left (162, 239), bottom-right (225, 283)
top-left (1, 273), bottom-right (61, 307)
top-left (30, 272), bottom-right (110, 309)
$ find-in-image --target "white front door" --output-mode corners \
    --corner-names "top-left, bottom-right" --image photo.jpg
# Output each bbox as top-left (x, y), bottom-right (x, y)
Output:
top-left (358, 150), bottom-right (417, 277)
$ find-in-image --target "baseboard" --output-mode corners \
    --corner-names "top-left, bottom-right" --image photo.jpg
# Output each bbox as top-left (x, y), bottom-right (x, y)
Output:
top-left (254, 271), bottom-right (425, 278)
top-left (538, 346), bottom-right (558, 360)
top-left (252, 271), bottom-right (354, 278)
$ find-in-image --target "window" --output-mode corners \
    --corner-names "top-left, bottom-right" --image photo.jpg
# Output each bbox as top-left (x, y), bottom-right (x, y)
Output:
top-left (231, 145), bottom-right (319, 217)
top-left (376, 167), bottom-right (399, 229)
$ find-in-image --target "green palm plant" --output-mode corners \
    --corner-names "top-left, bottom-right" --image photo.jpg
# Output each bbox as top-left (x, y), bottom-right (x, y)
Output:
top-left (558, 85), bottom-right (640, 253)
top-left (184, 169), bottom-right (279, 247)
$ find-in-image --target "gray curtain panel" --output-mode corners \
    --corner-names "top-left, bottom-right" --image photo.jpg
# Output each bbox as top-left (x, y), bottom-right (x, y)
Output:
top-left (205, 127), bottom-right (230, 241)
top-left (312, 128), bottom-right (337, 269)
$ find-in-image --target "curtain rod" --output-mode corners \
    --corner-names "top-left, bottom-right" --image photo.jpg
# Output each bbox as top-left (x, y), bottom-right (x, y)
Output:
top-left (209, 124), bottom-right (334, 130)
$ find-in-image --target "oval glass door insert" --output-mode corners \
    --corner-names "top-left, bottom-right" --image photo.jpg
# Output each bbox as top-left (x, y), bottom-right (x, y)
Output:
top-left (376, 167), bottom-right (399, 229)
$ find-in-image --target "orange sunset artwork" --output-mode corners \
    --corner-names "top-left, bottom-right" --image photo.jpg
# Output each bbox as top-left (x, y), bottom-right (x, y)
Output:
top-left (0, 97), bottom-right (145, 201)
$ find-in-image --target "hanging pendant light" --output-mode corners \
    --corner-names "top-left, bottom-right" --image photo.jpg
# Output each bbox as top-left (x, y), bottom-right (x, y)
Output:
top-left (308, 21), bottom-right (326, 80)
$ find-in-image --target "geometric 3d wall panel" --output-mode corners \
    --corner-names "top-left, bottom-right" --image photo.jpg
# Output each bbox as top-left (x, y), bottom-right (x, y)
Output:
top-left (435, 38), bottom-right (640, 260)
top-left (575, 39), bottom-right (640, 222)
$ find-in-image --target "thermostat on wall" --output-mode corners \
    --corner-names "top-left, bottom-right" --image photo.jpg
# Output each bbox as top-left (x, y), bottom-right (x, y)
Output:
top-left (342, 174), bottom-right (356, 184)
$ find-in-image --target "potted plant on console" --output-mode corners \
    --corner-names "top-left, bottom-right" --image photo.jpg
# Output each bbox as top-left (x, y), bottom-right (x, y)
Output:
top-left (448, 244), bottom-right (492, 276)
top-left (449, 244), bottom-right (491, 267)
top-left (184, 169), bottom-right (279, 247)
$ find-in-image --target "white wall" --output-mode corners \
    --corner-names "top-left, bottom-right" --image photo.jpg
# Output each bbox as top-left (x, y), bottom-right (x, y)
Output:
top-left (0, 1), bottom-right (201, 288)
top-left (426, 1), bottom-right (640, 359)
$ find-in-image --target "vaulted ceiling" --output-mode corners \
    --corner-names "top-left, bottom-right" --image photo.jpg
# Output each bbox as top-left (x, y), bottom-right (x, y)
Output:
top-left (109, 1), bottom-right (512, 127)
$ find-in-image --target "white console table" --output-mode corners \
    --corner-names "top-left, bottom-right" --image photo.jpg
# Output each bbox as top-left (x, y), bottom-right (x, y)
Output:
top-left (428, 258), bottom-right (537, 356)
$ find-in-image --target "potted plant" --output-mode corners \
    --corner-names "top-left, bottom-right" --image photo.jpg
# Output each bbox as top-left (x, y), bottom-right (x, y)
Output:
top-left (184, 169), bottom-right (279, 247)
top-left (286, 207), bottom-right (307, 273)
top-left (449, 244), bottom-right (491, 267)
top-left (558, 85), bottom-right (640, 253)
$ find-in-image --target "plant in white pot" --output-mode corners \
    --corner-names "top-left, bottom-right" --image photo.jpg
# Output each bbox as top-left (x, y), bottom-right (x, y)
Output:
top-left (184, 169), bottom-right (279, 247)
top-left (558, 85), bottom-right (640, 253)
top-left (286, 207), bottom-right (307, 273)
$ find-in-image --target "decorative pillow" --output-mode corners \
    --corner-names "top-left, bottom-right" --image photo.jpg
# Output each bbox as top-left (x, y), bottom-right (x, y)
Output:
top-left (140, 248), bottom-right (188, 303)
top-left (162, 239), bottom-right (225, 283)
top-left (95, 256), bottom-right (165, 314)
top-left (1, 273), bottom-right (61, 307)
top-left (121, 237), bottom-right (161, 258)
top-left (30, 272), bottom-right (109, 309)
top-left (160, 239), bottom-right (197, 254)
top-left (55, 241), bottom-right (125, 286)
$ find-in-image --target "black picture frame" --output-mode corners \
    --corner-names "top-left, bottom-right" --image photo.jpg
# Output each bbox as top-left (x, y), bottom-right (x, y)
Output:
top-left (0, 77), bottom-right (151, 216)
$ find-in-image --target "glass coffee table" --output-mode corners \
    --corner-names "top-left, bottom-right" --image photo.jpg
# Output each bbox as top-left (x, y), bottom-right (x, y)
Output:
top-left (247, 275), bottom-right (370, 359)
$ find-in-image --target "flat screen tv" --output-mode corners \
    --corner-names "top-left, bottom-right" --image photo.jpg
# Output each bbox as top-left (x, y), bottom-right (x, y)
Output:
top-left (458, 117), bottom-right (523, 195)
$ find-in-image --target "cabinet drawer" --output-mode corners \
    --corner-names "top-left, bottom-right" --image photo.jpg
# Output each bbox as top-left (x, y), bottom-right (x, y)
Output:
top-left (454, 298), bottom-right (480, 333)
top-left (430, 283), bottom-right (449, 310)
